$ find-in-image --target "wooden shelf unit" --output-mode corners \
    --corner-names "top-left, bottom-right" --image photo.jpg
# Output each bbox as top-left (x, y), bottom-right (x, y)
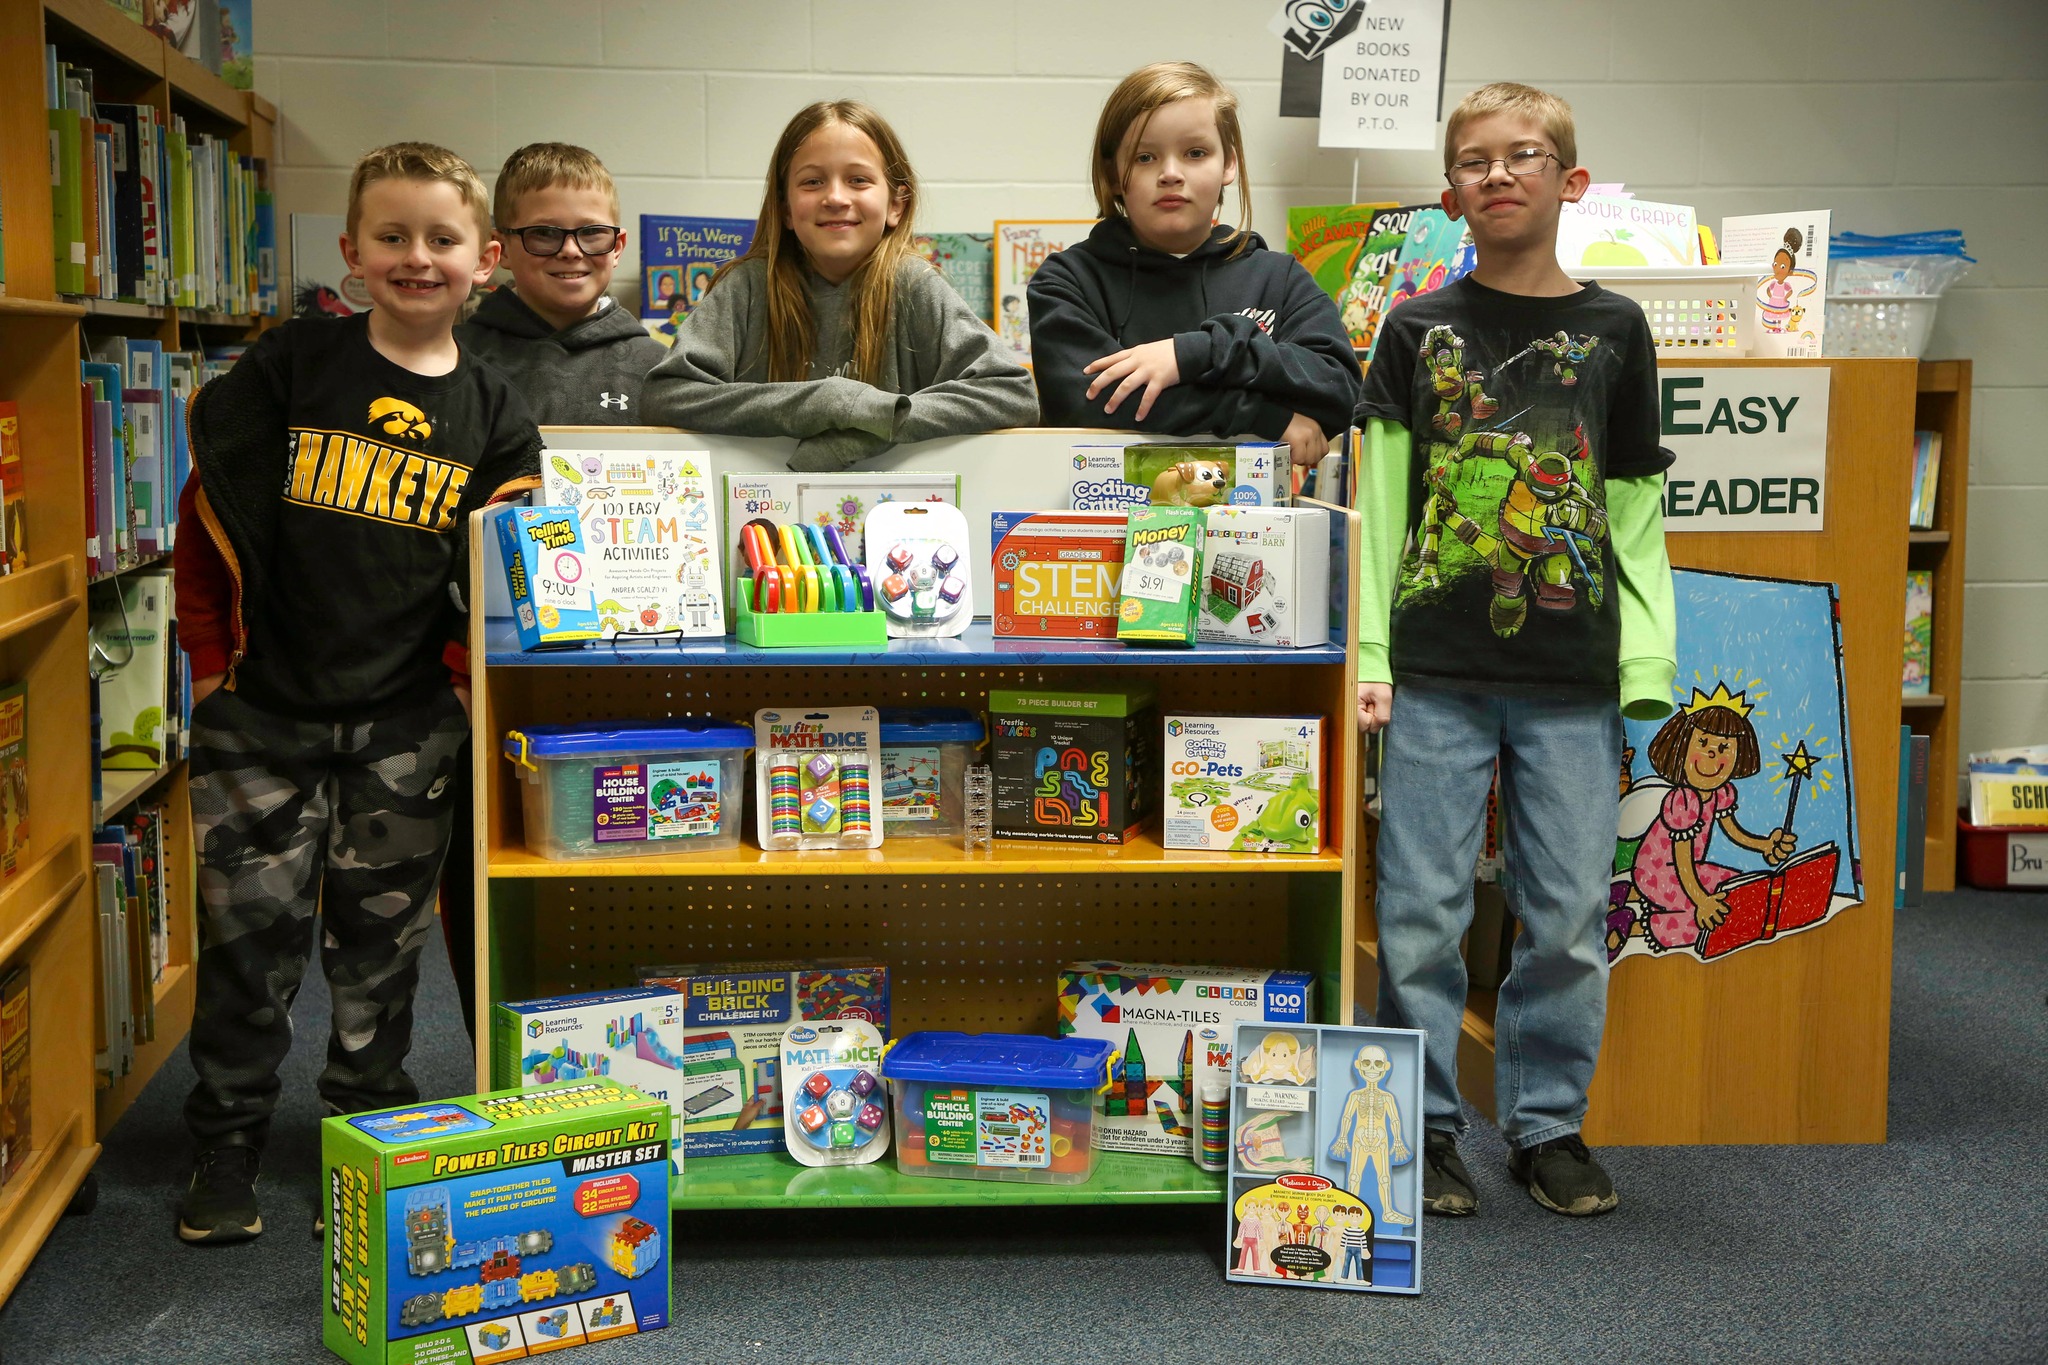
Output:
top-left (470, 491), bottom-right (1364, 1210)
top-left (1912, 360), bottom-right (1971, 892)
top-left (1354, 357), bottom-right (1920, 1148)
top-left (0, 0), bottom-right (274, 1300)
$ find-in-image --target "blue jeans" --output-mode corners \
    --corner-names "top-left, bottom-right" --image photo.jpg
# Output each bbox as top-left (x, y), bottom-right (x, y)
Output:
top-left (1373, 683), bottom-right (1622, 1148)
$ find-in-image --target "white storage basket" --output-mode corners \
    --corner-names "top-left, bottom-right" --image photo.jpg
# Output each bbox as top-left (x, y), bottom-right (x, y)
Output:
top-left (1825, 295), bottom-right (1940, 358)
top-left (1588, 263), bottom-right (1763, 356)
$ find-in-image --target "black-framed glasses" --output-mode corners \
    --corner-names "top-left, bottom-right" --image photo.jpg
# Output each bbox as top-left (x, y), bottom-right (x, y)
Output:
top-left (501, 224), bottom-right (622, 257)
top-left (1445, 149), bottom-right (1559, 188)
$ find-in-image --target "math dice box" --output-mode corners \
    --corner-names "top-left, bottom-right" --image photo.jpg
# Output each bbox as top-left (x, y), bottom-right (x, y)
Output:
top-left (989, 685), bottom-right (1158, 844)
top-left (1069, 442), bottom-right (1279, 513)
top-left (630, 961), bottom-right (892, 1158)
top-left (1057, 963), bottom-right (1315, 1157)
top-left (722, 471), bottom-right (959, 606)
top-left (322, 1080), bottom-right (671, 1365)
top-left (498, 507), bottom-right (602, 650)
top-left (1163, 715), bottom-right (1326, 855)
top-left (990, 510), bottom-right (1127, 639)
top-left (1198, 507), bottom-right (1331, 648)
top-left (492, 986), bottom-right (700, 1174)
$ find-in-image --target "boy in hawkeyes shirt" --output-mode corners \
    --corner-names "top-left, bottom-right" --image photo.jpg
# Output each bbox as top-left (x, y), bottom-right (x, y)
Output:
top-left (172, 144), bottom-right (540, 1246)
top-left (1354, 86), bottom-right (1675, 1222)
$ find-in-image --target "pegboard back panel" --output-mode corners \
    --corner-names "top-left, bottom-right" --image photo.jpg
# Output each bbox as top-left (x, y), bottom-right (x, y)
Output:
top-left (513, 874), bottom-right (1299, 1035)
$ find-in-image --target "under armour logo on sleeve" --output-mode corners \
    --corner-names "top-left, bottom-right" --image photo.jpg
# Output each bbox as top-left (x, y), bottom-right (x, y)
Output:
top-left (598, 392), bottom-right (630, 410)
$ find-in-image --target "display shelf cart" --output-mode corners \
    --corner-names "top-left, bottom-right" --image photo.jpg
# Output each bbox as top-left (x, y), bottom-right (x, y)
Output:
top-left (1910, 360), bottom-right (1970, 892)
top-left (471, 495), bottom-right (1363, 1209)
top-left (0, 0), bottom-right (274, 1299)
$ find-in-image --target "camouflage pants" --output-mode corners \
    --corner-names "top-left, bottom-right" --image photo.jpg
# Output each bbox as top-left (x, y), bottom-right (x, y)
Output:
top-left (184, 686), bottom-right (468, 1150)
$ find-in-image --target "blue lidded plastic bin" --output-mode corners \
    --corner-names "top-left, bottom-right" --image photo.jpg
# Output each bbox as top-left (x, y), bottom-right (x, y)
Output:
top-left (882, 1032), bottom-right (1115, 1184)
top-left (503, 720), bottom-right (753, 860)
top-left (877, 707), bottom-right (986, 838)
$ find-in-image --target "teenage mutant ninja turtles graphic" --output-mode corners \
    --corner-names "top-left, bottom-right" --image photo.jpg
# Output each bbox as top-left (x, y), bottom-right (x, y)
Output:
top-left (1401, 324), bottom-right (1611, 640)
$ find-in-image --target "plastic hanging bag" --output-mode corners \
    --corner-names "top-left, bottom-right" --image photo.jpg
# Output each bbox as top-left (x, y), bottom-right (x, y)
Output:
top-left (1828, 230), bottom-right (1974, 296)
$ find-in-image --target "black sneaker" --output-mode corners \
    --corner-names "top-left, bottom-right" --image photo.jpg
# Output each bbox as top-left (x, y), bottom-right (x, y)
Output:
top-left (177, 1145), bottom-right (263, 1244)
top-left (1509, 1134), bottom-right (1619, 1216)
top-left (1420, 1130), bottom-right (1478, 1216)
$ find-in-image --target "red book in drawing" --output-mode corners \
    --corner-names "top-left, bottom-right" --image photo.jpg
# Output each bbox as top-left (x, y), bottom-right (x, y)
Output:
top-left (1698, 842), bottom-right (1840, 960)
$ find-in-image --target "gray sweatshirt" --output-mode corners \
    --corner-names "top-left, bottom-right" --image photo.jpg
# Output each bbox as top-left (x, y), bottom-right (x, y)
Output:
top-left (642, 255), bottom-right (1040, 471)
top-left (455, 290), bottom-right (669, 425)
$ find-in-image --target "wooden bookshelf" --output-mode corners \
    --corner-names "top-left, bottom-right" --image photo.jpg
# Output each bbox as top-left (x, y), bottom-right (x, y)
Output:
top-left (1912, 360), bottom-right (1971, 892)
top-left (0, 0), bottom-right (273, 1302)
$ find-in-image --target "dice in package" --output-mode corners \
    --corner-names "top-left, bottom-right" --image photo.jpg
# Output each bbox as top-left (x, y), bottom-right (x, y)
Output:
top-left (755, 707), bottom-right (884, 850)
top-left (864, 502), bottom-right (973, 639)
top-left (780, 1019), bottom-right (890, 1167)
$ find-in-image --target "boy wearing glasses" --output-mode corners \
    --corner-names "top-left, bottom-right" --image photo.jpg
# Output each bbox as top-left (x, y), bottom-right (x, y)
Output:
top-left (1353, 84), bottom-right (1675, 1218)
top-left (173, 143), bottom-right (541, 1244)
top-left (457, 142), bottom-right (666, 423)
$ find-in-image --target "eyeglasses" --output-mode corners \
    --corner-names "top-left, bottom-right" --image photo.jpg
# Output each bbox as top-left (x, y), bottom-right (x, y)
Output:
top-left (501, 224), bottom-right (622, 257)
top-left (1445, 149), bottom-right (1559, 188)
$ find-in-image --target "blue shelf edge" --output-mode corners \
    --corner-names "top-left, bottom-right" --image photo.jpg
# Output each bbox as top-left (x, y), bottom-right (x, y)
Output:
top-left (482, 618), bottom-right (1348, 668)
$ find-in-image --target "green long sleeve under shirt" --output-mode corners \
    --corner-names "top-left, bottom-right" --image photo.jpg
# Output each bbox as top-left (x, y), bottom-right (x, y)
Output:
top-left (1354, 417), bottom-right (1678, 721)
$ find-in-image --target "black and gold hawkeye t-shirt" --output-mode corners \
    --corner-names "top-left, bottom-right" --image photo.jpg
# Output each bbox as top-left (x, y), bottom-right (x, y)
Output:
top-left (231, 313), bottom-right (541, 720)
top-left (1358, 278), bottom-right (1671, 699)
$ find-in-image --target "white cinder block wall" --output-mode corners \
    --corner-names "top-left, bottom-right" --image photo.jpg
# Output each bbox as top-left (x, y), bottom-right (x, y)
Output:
top-left (253, 0), bottom-right (2047, 761)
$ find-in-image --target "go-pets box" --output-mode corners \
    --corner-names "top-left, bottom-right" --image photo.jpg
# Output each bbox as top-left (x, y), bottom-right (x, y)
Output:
top-left (541, 448), bottom-right (724, 638)
top-left (633, 961), bottom-right (891, 1158)
top-left (1069, 442), bottom-right (1280, 512)
top-left (1198, 507), bottom-right (1331, 648)
top-left (1057, 962), bottom-right (1316, 1157)
top-left (321, 1080), bottom-right (671, 1364)
top-left (1163, 715), bottom-right (1326, 854)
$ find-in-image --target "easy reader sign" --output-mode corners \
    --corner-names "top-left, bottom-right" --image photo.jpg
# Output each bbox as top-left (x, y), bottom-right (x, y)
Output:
top-left (1318, 0), bottom-right (1447, 150)
top-left (1659, 367), bottom-right (1831, 531)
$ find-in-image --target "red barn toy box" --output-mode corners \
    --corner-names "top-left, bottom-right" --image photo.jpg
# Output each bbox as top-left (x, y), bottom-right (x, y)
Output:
top-left (322, 1080), bottom-right (670, 1364)
top-left (990, 510), bottom-right (1128, 638)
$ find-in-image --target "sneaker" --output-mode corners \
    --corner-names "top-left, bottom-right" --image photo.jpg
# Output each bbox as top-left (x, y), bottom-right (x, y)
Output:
top-left (1420, 1130), bottom-right (1478, 1216)
top-left (177, 1145), bottom-right (263, 1244)
top-left (1509, 1134), bottom-right (1619, 1216)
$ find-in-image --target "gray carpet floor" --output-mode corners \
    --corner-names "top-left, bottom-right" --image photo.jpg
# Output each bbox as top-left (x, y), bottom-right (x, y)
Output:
top-left (2, 890), bottom-right (2043, 1363)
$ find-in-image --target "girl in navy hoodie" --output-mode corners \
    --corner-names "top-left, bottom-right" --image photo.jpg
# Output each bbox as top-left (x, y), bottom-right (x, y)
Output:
top-left (1029, 62), bottom-right (1359, 468)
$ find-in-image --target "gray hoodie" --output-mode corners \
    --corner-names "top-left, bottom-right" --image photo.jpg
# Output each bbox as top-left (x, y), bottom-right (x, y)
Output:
top-left (642, 255), bottom-right (1040, 471)
top-left (455, 290), bottom-right (669, 425)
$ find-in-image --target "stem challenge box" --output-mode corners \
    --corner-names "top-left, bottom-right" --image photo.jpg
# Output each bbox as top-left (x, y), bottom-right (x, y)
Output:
top-left (989, 510), bottom-right (1127, 639)
top-left (1057, 963), bottom-right (1316, 1157)
top-left (321, 1080), bottom-right (671, 1365)
top-left (1198, 507), bottom-right (1331, 648)
top-left (989, 685), bottom-right (1158, 844)
top-left (633, 961), bottom-right (891, 1158)
top-left (1163, 715), bottom-right (1326, 854)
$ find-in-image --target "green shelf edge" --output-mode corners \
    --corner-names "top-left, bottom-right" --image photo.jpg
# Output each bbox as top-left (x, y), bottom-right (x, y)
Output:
top-left (671, 1150), bottom-right (1223, 1209)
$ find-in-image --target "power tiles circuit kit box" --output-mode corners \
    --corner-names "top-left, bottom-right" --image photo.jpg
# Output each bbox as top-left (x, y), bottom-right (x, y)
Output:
top-left (989, 685), bottom-right (1158, 844)
top-left (1069, 442), bottom-right (1280, 512)
top-left (1198, 507), bottom-right (1331, 648)
top-left (321, 1080), bottom-right (671, 1364)
top-left (989, 510), bottom-right (1127, 639)
top-left (633, 961), bottom-right (891, 1158)
top-left (491, 986), bottom-right (696, 1174)
top-left (1163, 715), bottom-right (1326, 854)
top-left (1226, 1022), bottom-right (1424, 1295)
top-left (1058, 963), bottom-right (1315, 1158)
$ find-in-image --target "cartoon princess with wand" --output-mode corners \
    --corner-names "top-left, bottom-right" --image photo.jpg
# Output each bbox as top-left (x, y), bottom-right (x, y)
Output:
top-left (1627, 685), bottom-right (1797, 952)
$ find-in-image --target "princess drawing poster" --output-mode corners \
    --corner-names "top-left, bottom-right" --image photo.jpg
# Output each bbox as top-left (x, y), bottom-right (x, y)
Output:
top-left (1608, 569), bottom-right (1861, 966)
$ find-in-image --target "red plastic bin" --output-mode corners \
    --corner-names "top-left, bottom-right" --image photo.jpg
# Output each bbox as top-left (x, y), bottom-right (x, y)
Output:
top-left (1957, 817), bottom-right (2048, 890)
